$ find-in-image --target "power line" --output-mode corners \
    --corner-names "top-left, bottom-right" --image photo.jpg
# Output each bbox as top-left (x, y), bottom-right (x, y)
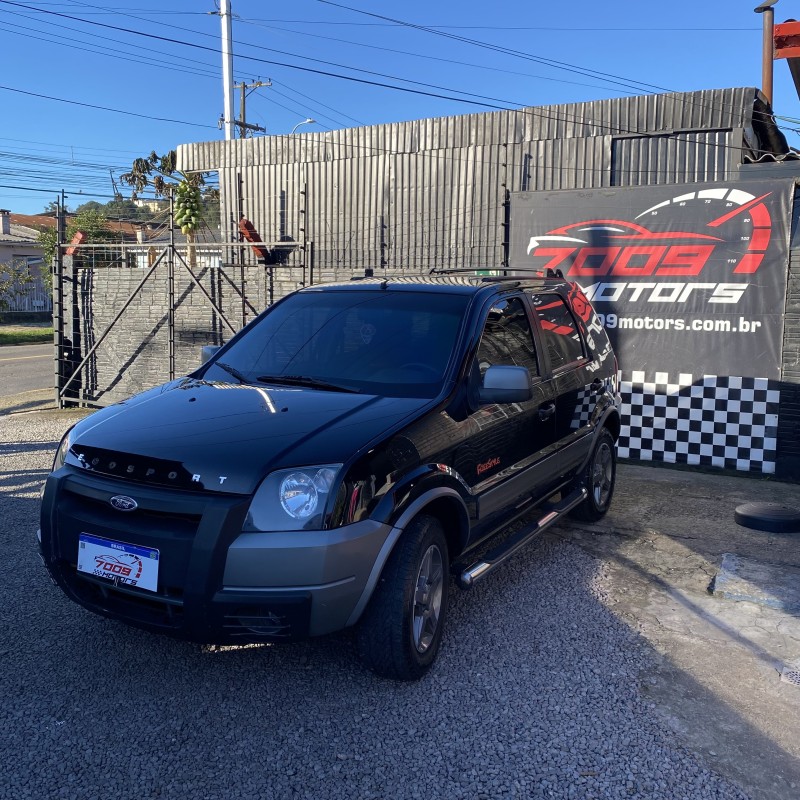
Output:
top-left (316, 0), bottom-right (674, 96)
top-left (0, 7), bottom-right (242, 82)
top-left (11, 0), bottom-right (793, 145)
top-left (0, 0), bottom-right (771, 147)
top-left (4, 1), bottom-right (682, 114)
top-left (0, 135), bottom-right (149, 155)
top-left (0, 84), bottom-right (216, 128)
top-left (0, 0), bottom-right (791, 192)
top-left (66, 0), bottom-right (665, 101)
top-left (257, 81), bottom-right (364, 128)
top-left (0, 20), bottom-right (219, 81)
top-left (240, 17), bottom-right (647, 97)
top-left (183, 16), bottom-right (762, 31)
top-left (312, 1), bottom-right (797, 138)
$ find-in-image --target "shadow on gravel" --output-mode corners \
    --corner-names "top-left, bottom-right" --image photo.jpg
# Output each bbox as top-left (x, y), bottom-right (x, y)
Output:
top-left (0, 395), bottom-right (56, 415)
top-left (1, 419), bottom-right (795, 800)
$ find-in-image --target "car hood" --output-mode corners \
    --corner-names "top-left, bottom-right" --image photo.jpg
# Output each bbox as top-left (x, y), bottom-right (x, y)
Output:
top-left (66, 378), bottom-right (429, 494)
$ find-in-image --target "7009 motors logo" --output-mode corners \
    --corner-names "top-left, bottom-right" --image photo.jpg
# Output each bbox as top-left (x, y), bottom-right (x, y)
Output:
top-left (525, 187), bottom-right (773, 306)
top-left (92, 552), bottom-right (143, 586)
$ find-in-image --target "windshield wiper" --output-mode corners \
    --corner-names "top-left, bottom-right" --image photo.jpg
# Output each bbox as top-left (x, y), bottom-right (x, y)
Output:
top-left (257, 375), bottom-right (361, 393)
top-left (214, 361), bottom-right (252, 385)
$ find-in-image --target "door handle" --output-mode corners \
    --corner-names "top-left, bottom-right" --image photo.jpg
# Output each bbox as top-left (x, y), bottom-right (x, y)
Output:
top-left (538, 402), bottom-right (555, 421)
top-left (590, 378), bottom-right (604, 394)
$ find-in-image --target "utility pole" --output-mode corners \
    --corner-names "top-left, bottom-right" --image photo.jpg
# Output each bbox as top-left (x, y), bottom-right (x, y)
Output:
top-left (235, 79), bottom-right (270, 138)
top-left (220, 0), bottom-right (235, 141)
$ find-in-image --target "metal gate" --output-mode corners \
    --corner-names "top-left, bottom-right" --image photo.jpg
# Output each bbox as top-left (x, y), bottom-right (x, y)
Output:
top-left (53, 202), bottom-right (315, 408)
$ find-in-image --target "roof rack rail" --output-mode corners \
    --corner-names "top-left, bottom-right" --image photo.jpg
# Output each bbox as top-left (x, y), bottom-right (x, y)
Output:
top-left (427, 266), bottom-right (566, 279)
top-left (494, 267), bottom-right (566, 279)
top-left (427, 267), bottom-right (499, 275)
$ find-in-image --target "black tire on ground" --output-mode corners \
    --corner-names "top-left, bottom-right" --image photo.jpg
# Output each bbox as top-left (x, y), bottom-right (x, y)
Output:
top-left (734, 502), bottom-right (800, 533)
top-left (355, 514), bottom-right (449, 681)
top-left (571, 427), bottom-right (616, 522)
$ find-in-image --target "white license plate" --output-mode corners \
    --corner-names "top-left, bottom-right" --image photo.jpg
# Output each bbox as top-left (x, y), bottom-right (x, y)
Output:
top-left (77, 534), bottom-right (159, 593)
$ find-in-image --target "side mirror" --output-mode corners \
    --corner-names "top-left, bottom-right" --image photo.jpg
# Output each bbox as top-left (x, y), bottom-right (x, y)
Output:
top-left (478, 365), bottom-right (532, 405)
top-left (200, 345), bottom-right (221, 365)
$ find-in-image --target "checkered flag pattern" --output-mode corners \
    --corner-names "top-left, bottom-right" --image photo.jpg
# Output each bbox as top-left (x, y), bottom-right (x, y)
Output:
top-left (618, 372), bottom-right (780, 474)
top-left (571, 379), bottom-right (616, 431)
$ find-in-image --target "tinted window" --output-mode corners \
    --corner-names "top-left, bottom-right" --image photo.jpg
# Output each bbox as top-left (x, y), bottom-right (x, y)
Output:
top-left (203, 290), bottom-right (470, 398)
top-left (531, 293), bottom-right (586, 370)
top-left (476, 297), bottom-right (539, 376)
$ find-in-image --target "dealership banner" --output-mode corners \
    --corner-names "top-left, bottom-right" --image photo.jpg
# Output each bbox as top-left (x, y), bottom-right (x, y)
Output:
top-left (510, 180), bottom-right (793, 380)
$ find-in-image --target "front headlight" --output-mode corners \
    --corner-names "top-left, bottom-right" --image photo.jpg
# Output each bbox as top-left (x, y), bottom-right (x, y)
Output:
top-left (244, 464), bottom-right (342, 532)
top-left (53, 428), bottom-right (74, 470)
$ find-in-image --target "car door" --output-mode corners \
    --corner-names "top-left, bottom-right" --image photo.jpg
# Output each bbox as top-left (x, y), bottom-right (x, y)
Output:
top-left (527, 290), bottom-right (598, 480)
top-left (451, 294), bottom-right (560, 543)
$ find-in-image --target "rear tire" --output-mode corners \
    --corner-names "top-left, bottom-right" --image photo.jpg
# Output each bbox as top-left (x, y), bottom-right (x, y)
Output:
top-left (571, 427), bottom-right (616, 521)
top-left (355, 515), bottom-right (449, 681)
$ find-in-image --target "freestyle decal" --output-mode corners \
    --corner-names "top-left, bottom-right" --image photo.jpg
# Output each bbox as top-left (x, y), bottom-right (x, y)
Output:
top-left (525, 188), bottom-right (773, 306)
top-left (476, 457), bottom-right (501, 475)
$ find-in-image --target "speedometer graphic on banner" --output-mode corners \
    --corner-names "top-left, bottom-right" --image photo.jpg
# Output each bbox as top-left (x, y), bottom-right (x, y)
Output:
top-left (524, 186), bottom-right (773, 279)
top-left (633, 187), bottom-right (772, 275)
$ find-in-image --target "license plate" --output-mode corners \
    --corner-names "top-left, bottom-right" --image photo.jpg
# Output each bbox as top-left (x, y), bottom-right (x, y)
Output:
top-left (77, 533), bottom-right (159, 593)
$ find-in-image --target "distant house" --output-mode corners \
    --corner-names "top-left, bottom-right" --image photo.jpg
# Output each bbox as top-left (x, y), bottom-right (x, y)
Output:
top-left (134, 198), bottom-right (169, 214)
top-left (0, 209), bottom-right (50, 314)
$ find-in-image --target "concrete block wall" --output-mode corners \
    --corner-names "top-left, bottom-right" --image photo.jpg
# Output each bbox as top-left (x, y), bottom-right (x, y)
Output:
top-left (61, 261), bottom-right (272, 405)
top-left (58, 257), bottom-right (401, 407)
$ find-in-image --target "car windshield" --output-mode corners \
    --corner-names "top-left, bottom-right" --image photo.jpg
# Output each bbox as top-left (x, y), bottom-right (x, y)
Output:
top-left (202, 289), bottom-right (470, 398)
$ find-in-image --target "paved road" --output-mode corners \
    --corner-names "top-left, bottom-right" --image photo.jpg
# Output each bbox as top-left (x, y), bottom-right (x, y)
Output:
top-left (0, 343), bottom-right (52, 397)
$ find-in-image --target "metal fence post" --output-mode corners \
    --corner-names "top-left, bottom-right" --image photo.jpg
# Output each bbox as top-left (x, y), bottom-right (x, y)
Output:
top-left (53, 193), bottom-right (65, 407)
top-left (168, 196), bottom-right (176, 380)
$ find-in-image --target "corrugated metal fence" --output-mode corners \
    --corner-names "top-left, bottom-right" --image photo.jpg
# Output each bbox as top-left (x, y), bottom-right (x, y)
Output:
top-left (179, 89), bottom-right (759, 294)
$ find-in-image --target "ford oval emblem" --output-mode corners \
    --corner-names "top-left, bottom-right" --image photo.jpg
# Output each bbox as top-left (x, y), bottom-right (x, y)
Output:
top-left (109, 495), bottom-right (138, 512)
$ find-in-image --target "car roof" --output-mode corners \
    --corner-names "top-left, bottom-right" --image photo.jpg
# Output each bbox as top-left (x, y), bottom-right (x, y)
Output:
top-left (297, 272), bottom-right (572, 296)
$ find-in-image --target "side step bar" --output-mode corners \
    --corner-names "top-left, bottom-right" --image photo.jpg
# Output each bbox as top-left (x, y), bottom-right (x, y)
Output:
top-left (457, 486), bottom-right (587, 589)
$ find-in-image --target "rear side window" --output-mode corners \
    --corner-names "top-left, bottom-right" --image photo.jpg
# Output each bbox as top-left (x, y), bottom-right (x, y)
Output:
top-left (531, 294), bottom-right (586, 370)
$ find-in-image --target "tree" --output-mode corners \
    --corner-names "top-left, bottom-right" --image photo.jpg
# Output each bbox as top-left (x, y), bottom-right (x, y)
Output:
top-left (0, 260), bottom-right (34, 315)
top-left (73, 200), bottom-right (104, 215)
top-left (121, 150), bottom-right (219, 265)
top-left (40, 200), bottom-right (64, 214)
top-left (37, 208), bottom-right (116, 285)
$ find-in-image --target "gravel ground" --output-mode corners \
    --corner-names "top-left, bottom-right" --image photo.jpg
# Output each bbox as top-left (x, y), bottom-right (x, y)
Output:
top-left (0, 412), bottom-right (752, 800)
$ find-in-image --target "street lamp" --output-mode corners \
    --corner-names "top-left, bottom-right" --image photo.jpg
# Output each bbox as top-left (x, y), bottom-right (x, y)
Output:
top-left (291, 118), bottom-right (316, 134)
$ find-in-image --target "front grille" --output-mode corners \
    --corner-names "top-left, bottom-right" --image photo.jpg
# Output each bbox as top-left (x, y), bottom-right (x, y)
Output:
top-left (45, 469), bottom-right (252, 643)
top-left (51, 472), bottom-right (213, 630)
top-left (65, 568), bottom-right (185, 629)
top-left (62, 486), bottom-right (203, 530)
top-left (220, 596), bottom-right (312, 642)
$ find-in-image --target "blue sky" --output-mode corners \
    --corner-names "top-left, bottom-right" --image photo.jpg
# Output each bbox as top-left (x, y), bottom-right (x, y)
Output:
top-left (1, 0), bottom-right (799, 215)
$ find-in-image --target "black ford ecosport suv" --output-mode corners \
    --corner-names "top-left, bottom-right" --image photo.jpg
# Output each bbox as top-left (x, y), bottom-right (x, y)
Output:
top-left (40, 273), bottom-right (621, 680)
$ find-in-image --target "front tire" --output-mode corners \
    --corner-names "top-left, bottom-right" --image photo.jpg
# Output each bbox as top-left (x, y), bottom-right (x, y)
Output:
top-left (571, 427), bottom-right (616, 521)
top-left (356, 515), bottom-right (449, 681)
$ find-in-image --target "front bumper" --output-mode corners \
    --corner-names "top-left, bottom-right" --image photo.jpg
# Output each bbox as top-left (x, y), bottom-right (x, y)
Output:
top-left (39, 468), bottom-right (392, 643)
